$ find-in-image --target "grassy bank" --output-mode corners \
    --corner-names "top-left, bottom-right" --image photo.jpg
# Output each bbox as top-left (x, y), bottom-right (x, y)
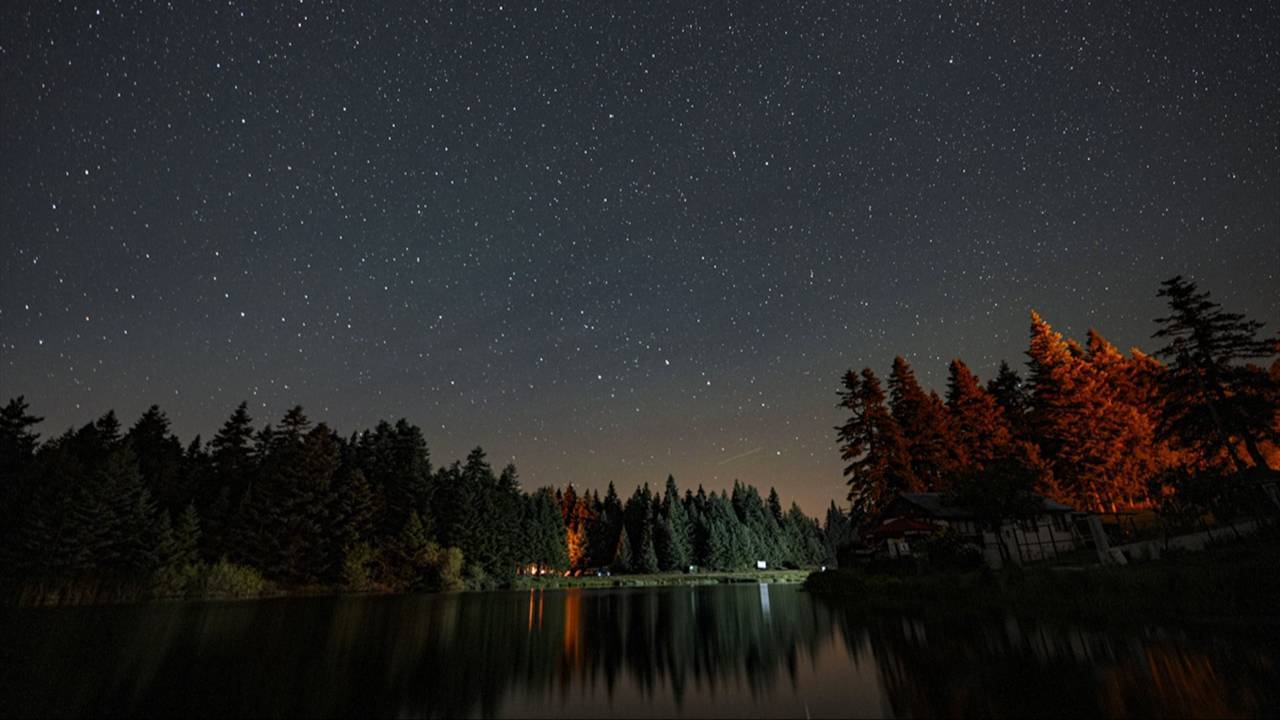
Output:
top-left (512, 569), bottom-right (811, 591)
top-left (805, 532), bottom-right (1280, 624)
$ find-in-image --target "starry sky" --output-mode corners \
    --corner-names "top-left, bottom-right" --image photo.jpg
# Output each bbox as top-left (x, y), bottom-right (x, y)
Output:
top-left (2, 2), bottom-right (1278, 514)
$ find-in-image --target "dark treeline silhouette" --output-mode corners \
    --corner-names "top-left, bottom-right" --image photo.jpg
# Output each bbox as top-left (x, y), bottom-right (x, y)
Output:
top-left (837, 276), bottom-right (1280, 519)
top-left (0, 402), bottom-right (829, 603)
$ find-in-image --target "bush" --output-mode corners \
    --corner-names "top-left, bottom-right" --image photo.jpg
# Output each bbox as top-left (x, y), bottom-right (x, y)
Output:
top-left (195, 559), bottom-right (270, 599)
top-left (341, 543), bottom-right (377, 592)
top-left (152, 564), bottom-right (202, 598)
top-left (462, 562), bottom-right (494, 591)
top-left (422, 543), bottom-right (465, 591)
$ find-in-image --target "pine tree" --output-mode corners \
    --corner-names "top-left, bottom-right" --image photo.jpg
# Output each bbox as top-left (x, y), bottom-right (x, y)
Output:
top-left (1084, 330), bottom-right (1168, 507)
top-left (126, 405), bottom-right (187, 514)
top-left (567, 515), bottom-right (590, 570)
top-left (378, 420), bottom-right (433, 539)
top-left (731, 481), bottom-right (781, 564)
top-left (333, 467), bottom-right (376, 553)
top-left (987, 361), bottom-right (1030, 434)
top-left (99, 445), bottom-right (160, 574)
top-left (387, 510), bottom-right (431, 589)
top-left (946, 359), bottom-right (1012, 471)
top-left (490, 463), bottom-right (525, 582)
top-left (1026, 314), bottom-right (1142, 510)
top-left (611, 525), bottom-right (633, 572)
top-left (171, 503), bottom-right (202, 568)
top-left (205, 402), bottom-right (256, 558)
top-left (634, 515), bottom-right (659, 574)
top-left (0, 396), bottom-right (42, 550)
top-left (823, 501), bottom-right (852, 564)
top-left (655, 475), bottom-right (693, 571)
top-left (237, 408), bottom-right (337, 583)
top-left (590, 482), bottom-right (624, 568)
top-left (766, 487), bottom-right (784, 525)
top-left (94, 410), bottom-right (122, 448)
top-left (153, 510), bottom-right (177, 570)
top-left (888, 356), bottom-right (959, 490)
top-left (784, 503), bottom-right (826, 567)
top-left (1153, 275), bottom-right (1279, 471)
top-left (523, 487), bottom-right (568, 574)
top-left (836, 368), bottom-right (914, 516)
top-left (699, 493), bottom-right (749, 571)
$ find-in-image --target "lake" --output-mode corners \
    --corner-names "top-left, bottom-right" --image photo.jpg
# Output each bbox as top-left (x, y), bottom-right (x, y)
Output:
top-left (1, 583), bottom-right (1276, 717)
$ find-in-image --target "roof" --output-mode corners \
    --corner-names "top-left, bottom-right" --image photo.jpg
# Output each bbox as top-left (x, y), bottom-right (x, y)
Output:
top-left (866, 517), bottom-right (939, 540)
top-left (886, 492), bottom-right (1075, 520)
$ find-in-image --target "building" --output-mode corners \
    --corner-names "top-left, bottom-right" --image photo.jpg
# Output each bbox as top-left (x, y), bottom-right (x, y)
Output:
top-left (867, 492), bottom-right (1084, 569)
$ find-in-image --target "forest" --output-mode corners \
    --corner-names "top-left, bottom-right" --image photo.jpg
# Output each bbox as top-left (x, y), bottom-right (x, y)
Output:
top-left (0, 397), bottom-right (833, 603)
top-left (836, 276), bottom-right (1280, 520)
top-left (1, 276), bottom-right (1274, 605)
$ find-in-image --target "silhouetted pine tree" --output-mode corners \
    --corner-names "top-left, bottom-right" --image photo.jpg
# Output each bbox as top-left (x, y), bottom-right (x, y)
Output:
top-left (332, 467), bottom-right (376, 553)
top-left (205, 402), bottom-right (256, 558)
top-left (0, 397), bottom-right (42, 551)
top-left (655, 475), bottom-right (693, 571)
top-left (699, 493), bottom-right (750, 570)
top-left (523, 487), bottom-right (568, 573)
top-left (126, 405), bottom-right (187, 514)
top-left (987, 361), bottom-right (1030, 435)
top-left (171, 503), bottom-right (202, 568)
top-left (836, 368), bottom-right (913, 516)
top-left (633, 513), bottom-right (659, 574)
top-left (611, 524), bottom-right (633, 572)
top-left (1154, 275), bottom-right (1279, 471)
top-left (823, 501), bottom-right (853, 563)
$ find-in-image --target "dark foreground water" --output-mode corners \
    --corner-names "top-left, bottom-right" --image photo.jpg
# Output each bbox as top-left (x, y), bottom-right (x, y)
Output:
top-left (1, 584), bottom-right (1277, 718)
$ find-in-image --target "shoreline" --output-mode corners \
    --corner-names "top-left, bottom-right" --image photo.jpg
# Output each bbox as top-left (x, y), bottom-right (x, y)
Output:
top-left (3, 568), bottom-right (813, 609)
top-left (803, 531), bottom-right (1280, 625)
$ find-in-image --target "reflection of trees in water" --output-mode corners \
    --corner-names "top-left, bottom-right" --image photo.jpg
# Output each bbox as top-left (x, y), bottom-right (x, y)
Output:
top-left (2, 585), bottom-right (841, 717)
top-left (822, 602), bottom-right (1277, 718)
top-left (510, 585), bottom-right (840, 709)
top-left (4, 589), bottom-right (1277, 717)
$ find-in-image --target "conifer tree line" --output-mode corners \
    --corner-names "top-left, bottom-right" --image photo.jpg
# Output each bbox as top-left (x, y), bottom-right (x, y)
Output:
top-left (556, 475), bottom-right (830, 574)
top-left (837, 277), bottom-right (1280, 518)
top-left (0, 401), bottom-right (831, 598)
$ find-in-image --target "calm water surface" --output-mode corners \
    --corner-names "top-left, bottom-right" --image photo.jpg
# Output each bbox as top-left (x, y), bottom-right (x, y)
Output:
top-left (1, 584), bottom-right (1277, 718)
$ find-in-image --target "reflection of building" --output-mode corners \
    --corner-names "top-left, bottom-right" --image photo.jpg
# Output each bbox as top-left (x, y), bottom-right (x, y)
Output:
top-left (866, 492), bottom-right (1086, 568)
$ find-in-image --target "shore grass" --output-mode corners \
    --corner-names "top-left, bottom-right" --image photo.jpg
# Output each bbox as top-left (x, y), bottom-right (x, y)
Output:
top-left (805, 531), bottom-right (1280, 624)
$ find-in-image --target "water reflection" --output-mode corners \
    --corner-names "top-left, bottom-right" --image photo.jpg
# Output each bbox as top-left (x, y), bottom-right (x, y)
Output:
top-left (0, 585), bottom-right (1275, 718)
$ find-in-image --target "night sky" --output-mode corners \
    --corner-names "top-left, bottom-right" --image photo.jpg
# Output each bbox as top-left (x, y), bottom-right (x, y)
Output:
top-left (2, 2), bottom-right (1277, 513)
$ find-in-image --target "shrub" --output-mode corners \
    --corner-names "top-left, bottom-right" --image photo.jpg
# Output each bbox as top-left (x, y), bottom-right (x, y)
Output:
top-left (340, 543), bottom-right (377, 592)
top-left (422, 543), bottom-right (465, 591)
top-left (152, 564), bottom-right (202, 599)
top-left (196, 559), bottom-right (269, 599)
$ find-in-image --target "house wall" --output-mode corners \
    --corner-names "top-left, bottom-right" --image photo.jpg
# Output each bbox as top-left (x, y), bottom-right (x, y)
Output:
top-left (948, 516), bottom-right (1079, 568)
top-left (886, 508), bottom-right (1085, 569)
top-left (1005, 515), bottom-right (1077, 563)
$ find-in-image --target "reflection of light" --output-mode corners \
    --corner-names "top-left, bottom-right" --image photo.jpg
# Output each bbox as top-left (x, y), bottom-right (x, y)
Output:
top-left (527, 589), bottom-right (547, 627)
top-left (759, 583), bottom-right (771, 621)
top-left (562, 589), bottom-right (582, 668)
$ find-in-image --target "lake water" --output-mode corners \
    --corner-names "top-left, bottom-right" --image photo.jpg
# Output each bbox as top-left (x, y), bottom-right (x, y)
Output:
top-left (1, 583), bottom-right (1276, 717)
